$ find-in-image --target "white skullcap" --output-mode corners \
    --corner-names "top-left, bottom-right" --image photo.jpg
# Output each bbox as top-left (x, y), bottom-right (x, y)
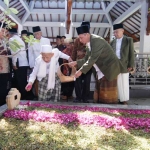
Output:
top-left (41, 45), bottom-right (52, 53)
top-left (64, 38), bottom-right (73, 43)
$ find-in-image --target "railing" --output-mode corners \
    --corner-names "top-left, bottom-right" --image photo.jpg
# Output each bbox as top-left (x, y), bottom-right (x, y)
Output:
top-left (90, 53), bottom-right (150, 90)
top-left (130, 53), bottom-right (150, 87)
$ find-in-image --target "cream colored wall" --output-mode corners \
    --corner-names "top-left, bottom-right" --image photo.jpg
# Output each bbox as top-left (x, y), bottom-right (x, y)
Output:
top-left (134, 42), bottom-right (140, 53)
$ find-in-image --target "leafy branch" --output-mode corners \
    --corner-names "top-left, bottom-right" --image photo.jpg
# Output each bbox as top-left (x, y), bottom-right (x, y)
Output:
top-left (2, 36), bottom-right (39, 58)
top-left (0, 0), bottom-right (18, 30)
top-left (0, 0), bottom-right (39, 57)
top-left (24, 35), bottom-right (40, 46)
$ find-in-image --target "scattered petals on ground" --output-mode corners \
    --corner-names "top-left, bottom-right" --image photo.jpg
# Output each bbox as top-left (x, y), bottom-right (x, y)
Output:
top-left (3, 102), bottom-right (150, 132)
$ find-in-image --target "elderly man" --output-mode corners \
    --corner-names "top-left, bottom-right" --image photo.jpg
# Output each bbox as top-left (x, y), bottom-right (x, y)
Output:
top-left (69, 25), bottom-right (123, 104)
top-left (26, 45), bottom-right (72, 101)
top-left (28, 26), bottom-right (51, 97)
top-left (28, 26), bottom-right (50, 69)
top-left (110, 23), bottom-right (135, 105)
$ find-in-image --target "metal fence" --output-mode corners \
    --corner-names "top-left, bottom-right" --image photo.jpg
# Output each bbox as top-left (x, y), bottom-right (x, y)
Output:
top-left (90, 53), bottom-right (150, 90)
top-left (129, 53), bottom-right (150, 87)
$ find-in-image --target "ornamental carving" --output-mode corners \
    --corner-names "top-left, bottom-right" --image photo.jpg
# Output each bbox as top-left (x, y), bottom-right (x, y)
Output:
top-left (66, 0), bottom-right (72, 34)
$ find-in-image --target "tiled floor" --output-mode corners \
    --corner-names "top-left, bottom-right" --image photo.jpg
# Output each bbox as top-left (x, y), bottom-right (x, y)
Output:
top-left (1, 87), bottom-right (150, 115)
top-left (0, 98), bottom-right (150, 114)
top-left (60, 98), bottom-right (150, 110)
top-left (128, 98), bottom-right (150, 106)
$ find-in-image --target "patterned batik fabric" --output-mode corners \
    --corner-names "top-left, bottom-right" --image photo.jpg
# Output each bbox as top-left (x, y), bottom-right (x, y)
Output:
top-left (0, 57), bottom-right (9, 73)
top-left (94, 76), bottom-right (118, 104)
top-left (38, 74), bottom-right (61, 101)
top-left (0, 44), bottom-right (9, 73)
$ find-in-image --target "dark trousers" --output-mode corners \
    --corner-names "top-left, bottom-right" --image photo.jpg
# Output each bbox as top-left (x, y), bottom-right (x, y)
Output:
top-left (61, 81), bottom-right (74, 97)
top-left (0, 73), bottom-right (12, 106)
top-left (13, 66), bottom-right (28, 100)
top-left (75, 69), bottom-right (92, 101)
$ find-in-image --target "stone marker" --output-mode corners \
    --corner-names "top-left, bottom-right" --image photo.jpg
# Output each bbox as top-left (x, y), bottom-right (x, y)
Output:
top-left (6, 88), bottom-right (21, 110)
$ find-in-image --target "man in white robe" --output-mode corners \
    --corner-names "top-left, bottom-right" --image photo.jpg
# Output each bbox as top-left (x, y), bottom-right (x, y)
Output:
top-left (28, 26), bottom-right (51, 97)
top-left (25, 45), bottom-right (72, 101)
top-left (28, 26), bottom-right (51, 68)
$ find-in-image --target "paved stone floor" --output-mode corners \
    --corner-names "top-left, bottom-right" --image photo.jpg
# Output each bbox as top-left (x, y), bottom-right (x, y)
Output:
top-left (128, 98), bottom-right (150, 106)
top-left (0, 98), bottom-right (150, 115)
top-left (1, 88), bottom-right (150, 113)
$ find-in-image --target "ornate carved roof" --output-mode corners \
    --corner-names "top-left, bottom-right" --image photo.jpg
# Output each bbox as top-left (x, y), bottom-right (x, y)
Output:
top-left (0, 0), bottom-right (145, 45)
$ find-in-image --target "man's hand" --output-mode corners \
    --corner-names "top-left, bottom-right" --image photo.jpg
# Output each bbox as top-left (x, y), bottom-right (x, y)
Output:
top-left (74, 70), bottom-right (82, 78)
top-left (68, 57), bottom-right (73, 62)
top-left (128, 67), bottom-right (133, 72)
top-left (13, 66), bottom-right (18, 70)
top-left (25, 82), bottom-right (33, 91)
top-left (68, 61), bottom-right (77, 67)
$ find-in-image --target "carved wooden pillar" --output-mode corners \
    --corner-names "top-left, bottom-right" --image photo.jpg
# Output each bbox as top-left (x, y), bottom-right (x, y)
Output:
top-left (146, 1), bottom-right (150, 35)
top-left (66, 0), bottom-right (72, 34)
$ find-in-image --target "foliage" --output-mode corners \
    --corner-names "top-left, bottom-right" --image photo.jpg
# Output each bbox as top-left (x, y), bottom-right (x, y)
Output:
top-left (8, 36), bottom-right (39, 53)
top-left (9, 39), bottom-right (24, 52)
top-left (0, 0), bottom-right (39, 54)
top-left (0, 0), bottom-right (18, 53)
top-left (0, 0), bottom-right (18, 29)
top-left (4, 18), bottom-right (16, 29)
top-left (24, 35), bottom-right (40, 46)
top-left (4, 0), bottom-right (18, 15)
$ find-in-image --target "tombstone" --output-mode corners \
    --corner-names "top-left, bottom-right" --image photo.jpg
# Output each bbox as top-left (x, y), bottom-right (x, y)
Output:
top-left (6, 88), bottom-right (21, 110)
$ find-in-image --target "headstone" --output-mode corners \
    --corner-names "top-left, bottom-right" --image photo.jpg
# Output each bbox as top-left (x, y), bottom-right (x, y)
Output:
top-left (6, 88), bottom-right (21, 110)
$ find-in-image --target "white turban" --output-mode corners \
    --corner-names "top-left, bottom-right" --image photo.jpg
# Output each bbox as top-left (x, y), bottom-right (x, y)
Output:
top-left (41, 45), bottom-right (52, 53)
top-left (37, 47), bottom-right (60, 90)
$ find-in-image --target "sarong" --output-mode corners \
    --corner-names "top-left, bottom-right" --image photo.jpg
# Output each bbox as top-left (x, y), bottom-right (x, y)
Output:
top-left (38, 74), bottom-right (61, 101)
top-left (94, 76), bottom-right (118, 104)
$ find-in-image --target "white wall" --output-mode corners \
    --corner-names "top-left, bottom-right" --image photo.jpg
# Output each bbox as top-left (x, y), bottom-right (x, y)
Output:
top-left (134, 42), bottom-right (140, 53)
top-left (142, 35), bottom-right (150, 53)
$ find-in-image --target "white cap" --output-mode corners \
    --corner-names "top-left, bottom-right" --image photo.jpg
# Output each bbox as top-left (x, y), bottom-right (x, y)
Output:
top-left (41, 45), bottom-right (52, 53)
top-left (64, 38), bottom-right (73, 43)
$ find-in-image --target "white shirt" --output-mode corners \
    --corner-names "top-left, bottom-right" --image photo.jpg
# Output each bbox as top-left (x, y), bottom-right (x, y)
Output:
top-left (9, 35), bottom-right (29, 67)
top-left (116, 36), bottom-right (123, 59)
top-left (29, 51), bottom-right (69, 83)
top-left (86, 42), bottom-right (104, 80)
top-left (28, 37), bottom-right (51, 68)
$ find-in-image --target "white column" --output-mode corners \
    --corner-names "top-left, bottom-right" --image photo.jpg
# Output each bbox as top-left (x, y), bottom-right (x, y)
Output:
top-left (109, 27), bottom-right (113, 42)
top-left (140, 0), bottom-right (150, 53)
top-left (64, 0), bottom-right (72, 38)
top-left (18, 24), bottom-right (23, 35)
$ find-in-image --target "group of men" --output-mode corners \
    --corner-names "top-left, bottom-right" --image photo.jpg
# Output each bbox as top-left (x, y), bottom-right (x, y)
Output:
top-left (69, 22), bottom-right (135, 105)
top-left (0, 24), bottom-right (51, 104)
top-left (0, 20), bottom-right (135, 105)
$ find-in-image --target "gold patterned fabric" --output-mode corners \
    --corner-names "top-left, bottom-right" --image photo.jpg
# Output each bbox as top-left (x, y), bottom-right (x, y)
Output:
top-left (71, 38), bottom-right (86, 61)
top-left (0, 44), bottom-right (9, 73)
top-left (94, 76), bottom-right (118, 104)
